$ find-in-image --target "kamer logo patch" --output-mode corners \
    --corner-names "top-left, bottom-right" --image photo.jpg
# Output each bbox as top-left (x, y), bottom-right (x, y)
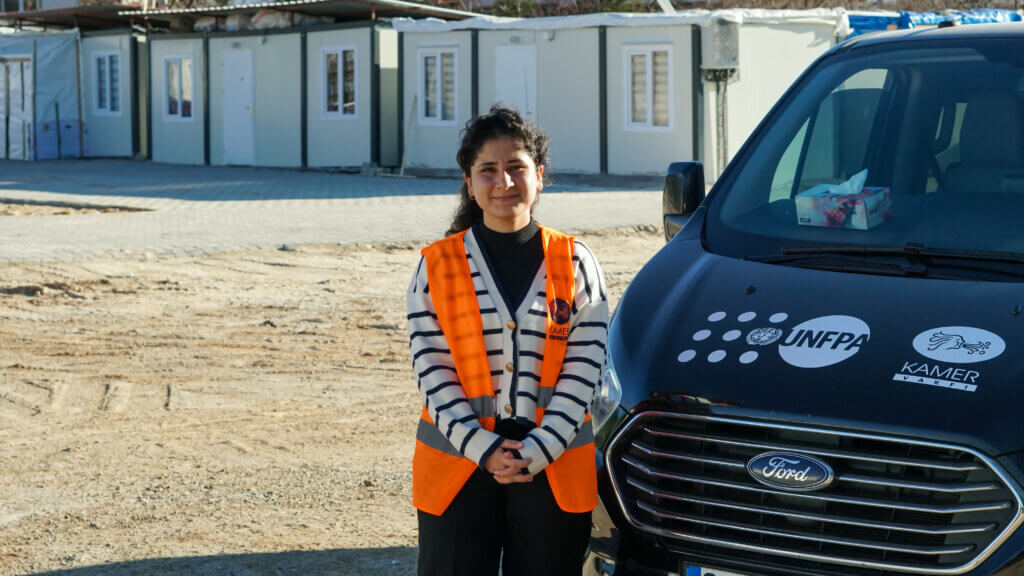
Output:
top-left (548, 298), bottom-right (571, 340)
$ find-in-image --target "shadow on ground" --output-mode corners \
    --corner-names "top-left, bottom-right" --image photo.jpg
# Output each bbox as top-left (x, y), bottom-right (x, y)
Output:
top-left (0, 160), bottom-right (661, 204)
top-left (23, 547), bottom-right (417, 576)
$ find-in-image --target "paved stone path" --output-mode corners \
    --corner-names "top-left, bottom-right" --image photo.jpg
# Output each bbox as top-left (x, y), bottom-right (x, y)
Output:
top-left (0, 160), bottom-right (662, 262)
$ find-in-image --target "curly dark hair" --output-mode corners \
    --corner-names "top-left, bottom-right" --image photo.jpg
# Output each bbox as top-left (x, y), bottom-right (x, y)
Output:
top-left (446, 105), bottom-right (550, 236)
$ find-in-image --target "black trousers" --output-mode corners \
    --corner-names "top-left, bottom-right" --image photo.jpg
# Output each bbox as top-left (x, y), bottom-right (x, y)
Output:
top-left (417, 469), bottom-right (592, 576)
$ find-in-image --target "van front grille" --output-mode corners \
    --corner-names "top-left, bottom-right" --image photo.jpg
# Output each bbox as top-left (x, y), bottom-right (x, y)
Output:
top-left (606, 412), bottom-right (1024, 575)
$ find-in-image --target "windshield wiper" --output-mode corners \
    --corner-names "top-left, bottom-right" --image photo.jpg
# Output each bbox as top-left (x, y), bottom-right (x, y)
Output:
top-left (780, 242), bottom-right (1024, 265)
top-left (745, 251), bottom-right (928, 277)
top-left (747, 243), bottom-right (1024, 280)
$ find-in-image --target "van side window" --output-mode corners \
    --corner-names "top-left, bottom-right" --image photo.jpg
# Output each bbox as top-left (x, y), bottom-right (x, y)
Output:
top-left (768, 69), bottom-right (888, 200)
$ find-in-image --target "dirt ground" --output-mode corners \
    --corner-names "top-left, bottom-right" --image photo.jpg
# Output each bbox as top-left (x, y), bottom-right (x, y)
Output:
top-left (0, 225), bottom-right (664, 576)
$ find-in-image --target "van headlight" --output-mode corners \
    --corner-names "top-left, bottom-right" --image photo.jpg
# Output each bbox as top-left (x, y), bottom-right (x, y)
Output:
top-left (592, 351), bottom-right (622, 434)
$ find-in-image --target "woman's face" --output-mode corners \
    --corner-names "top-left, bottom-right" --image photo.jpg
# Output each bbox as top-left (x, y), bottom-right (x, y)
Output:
top-left (464, 136), bottom-right (543, 233)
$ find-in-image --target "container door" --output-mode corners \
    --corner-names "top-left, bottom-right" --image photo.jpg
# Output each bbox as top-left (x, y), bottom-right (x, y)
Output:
top-left (494, 45), bottom-right (537, 121)
top-left (222, 50), bottom-right (254, 166)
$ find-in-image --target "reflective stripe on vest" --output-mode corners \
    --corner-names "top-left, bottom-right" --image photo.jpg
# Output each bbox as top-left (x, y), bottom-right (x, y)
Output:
top-left (412, 225), bottom-right (597, 516)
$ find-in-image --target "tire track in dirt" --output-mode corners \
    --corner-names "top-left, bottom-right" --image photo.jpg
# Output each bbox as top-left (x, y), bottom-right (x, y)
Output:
top-left (99, 381), bottom-right (133, 412)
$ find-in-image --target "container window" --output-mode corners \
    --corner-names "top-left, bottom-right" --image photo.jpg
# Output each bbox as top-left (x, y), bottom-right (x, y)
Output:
top-left (420, 48), bottom-right (457, 125)
top-left (343, 49), bottom-right (356, 115)
top-left (323, 46), bottom-right (357, 118)
top-left (167, 60), bottom-right (179, 116)
top-left (165, 56), bottom-right (193, 121)
top-left (181, 58), bottom-right (192, 118)
top-left (424, 54), bottom-right (438, 119)
top-left (93, 52), bottom-right (120, 115)
top-left (626, 46), bottom-right (672, 130)
top-left (325, 52), bottom-right (339, 113)
top-left (97, 57), bottom-right (107, 110)
top-left (441, 52), bottom-right (455, 121)
top-left (108, 54), bottom-right (120, 112)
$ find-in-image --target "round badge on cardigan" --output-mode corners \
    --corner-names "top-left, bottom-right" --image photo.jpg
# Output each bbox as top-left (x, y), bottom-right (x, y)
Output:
top-left (549, 299), bottom-right (571, 325)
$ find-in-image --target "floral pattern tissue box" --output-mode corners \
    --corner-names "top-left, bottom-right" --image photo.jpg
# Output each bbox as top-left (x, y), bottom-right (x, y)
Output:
top-left (795, 184), bottom-right (893, 230)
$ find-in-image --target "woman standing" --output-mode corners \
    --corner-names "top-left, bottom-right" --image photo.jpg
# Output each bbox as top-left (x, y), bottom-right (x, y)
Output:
top-left (406, 106), bottom-right (609, 576)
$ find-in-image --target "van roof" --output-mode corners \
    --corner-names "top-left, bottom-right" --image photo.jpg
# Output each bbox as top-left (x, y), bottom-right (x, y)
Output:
top-left (841, 22), bottom-right (1024, 51)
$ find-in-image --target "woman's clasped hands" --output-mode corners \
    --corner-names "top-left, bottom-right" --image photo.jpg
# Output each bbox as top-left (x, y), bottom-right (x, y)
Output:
top-left (484, 439), bottom-right (534, 484)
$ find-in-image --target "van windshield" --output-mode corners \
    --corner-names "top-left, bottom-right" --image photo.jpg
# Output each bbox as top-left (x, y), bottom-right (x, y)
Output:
top-left (706, 39), bottom-right (1024, 268)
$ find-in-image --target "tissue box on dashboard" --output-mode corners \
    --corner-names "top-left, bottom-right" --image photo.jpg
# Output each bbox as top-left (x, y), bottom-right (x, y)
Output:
top-left (795, 185), bottom-right (892, 230)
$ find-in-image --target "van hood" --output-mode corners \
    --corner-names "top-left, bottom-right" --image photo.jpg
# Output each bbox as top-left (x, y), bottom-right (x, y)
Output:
top-left (611, 232), bottom-right (1024, 455)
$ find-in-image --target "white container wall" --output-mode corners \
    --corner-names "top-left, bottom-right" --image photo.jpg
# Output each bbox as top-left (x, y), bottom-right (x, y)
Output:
top-left (150, 37), bottom-right (204, 165)
top-left (401, 30), bottom-right (473, 172)
top-left (209, 34), bottom-right (301, 167)
top-left (306, 27), bottom-right (373, 168)
top-left (702, 17), bottom-right (843, 177)
top-left (607, 25), bottom-right (696, 175)
top-left (83, 32), bottom-right (134, 157)
top-left (478, 28), bottom-right (600, 174)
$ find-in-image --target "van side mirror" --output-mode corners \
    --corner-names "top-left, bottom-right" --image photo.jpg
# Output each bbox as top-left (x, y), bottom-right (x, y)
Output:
top-left (663, 162), bottom-right (705, 242)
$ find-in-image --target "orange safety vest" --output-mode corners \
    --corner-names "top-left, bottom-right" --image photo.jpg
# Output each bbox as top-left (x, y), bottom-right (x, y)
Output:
top-left (413, 225), bottom-right (598, 516)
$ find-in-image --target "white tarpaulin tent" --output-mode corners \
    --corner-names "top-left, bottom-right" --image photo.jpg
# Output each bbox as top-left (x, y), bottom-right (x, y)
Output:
top-left (0, 30), bottom-right (82, 160)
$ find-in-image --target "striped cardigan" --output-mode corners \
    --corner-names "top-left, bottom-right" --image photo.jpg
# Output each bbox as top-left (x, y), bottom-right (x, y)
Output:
top-left (407, 228), bottom-right (609, 476)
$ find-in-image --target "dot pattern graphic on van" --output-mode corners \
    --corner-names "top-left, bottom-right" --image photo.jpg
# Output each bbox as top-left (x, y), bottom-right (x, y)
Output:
top-left (676, 311), bottom-right (790, 365)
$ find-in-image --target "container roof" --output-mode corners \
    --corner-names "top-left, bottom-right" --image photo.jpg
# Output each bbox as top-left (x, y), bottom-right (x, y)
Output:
top-left (119, 0), bottom-right (478, 22)
top-left (0, 3), bottom-right (138, 29)
top-left (392, 8), bottom-right (851, 33)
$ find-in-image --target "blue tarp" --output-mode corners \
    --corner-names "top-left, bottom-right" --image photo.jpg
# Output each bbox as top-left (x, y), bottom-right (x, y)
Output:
top-left (848, 9), bottom-right (1022, 37)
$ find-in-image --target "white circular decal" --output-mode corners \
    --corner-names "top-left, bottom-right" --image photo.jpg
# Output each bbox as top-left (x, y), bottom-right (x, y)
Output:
top-left (708, 350), bottom-right (727, 363)
top-left (708, 311), bottom-right (727, 322)
top-left (693, 329), bottom-right (711, 341)
top-left (769, 313), bottom-right (789, 324)
top-left (778, 315), bottom-right (870, 369)
top-left (912, 326), bottom-right (1005, 364)
top-left (677, 349), bottom-right (696, 363)
top-left (739, 351), bottom-right (759, 364)
top-left (723, 330), bottom-right (742, 342)
top-left (738, 312), bottom-right (757, 323)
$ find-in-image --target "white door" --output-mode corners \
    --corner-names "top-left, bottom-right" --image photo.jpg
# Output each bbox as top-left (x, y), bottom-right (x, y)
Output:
top-left (222, 50), bottom-right (254, 165)
top-left (494, 45), bottom-right (537, 121)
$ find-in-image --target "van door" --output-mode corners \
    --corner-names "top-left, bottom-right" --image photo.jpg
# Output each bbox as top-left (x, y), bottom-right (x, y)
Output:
top-left (222, 50), bottom-right (254, 166)
top-left (494, 45), bottom-right (537, 121)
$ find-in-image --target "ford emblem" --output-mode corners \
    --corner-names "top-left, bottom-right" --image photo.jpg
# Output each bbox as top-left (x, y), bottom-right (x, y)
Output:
top-left (746, 451), bottom-right (835, 492)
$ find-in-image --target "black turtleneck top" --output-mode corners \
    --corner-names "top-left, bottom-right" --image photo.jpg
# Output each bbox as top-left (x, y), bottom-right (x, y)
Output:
top-left (473, 219), bottom-right (544, 314)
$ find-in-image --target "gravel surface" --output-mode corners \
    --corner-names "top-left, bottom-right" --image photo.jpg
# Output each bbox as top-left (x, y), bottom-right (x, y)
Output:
top-left (0, 225), bottom-right (664, 576)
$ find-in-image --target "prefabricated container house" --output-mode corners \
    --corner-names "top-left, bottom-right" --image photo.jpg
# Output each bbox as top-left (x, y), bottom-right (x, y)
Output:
top-left (148, 34), bottom-right (204, 164)
top-left (82, 28), bottom-right (147, 158)
top-left (395, 10), bottom-right (849, 177)
top-left (147, 22), bottom-right (399, 168)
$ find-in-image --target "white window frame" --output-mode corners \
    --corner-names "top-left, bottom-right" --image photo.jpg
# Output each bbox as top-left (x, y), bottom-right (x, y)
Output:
top-left (92, 50), bottom-right (122, 116)
top-left (162, 54), bottom-right (195, 123)
top-left (623, 44), bottom-right (674, 132)
top-left (321, 45), bottom-right (358, 120)
top-left (418, 47), bottom-right (458, 127)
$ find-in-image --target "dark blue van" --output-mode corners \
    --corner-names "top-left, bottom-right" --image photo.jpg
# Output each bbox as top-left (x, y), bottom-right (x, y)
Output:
top-left (587, 24), bottom-right (1024, 576)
